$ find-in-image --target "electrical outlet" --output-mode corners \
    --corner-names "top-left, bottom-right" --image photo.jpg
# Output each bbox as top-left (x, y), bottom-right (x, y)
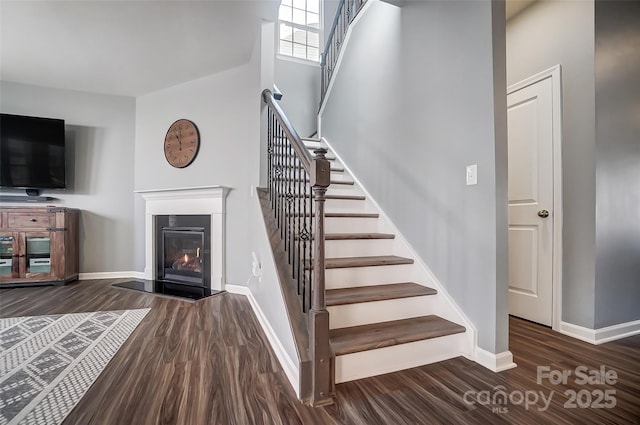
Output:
top-left (251, 252), bottom-right (262, 277)
top-left (466, 164), bottom-right (478, 185)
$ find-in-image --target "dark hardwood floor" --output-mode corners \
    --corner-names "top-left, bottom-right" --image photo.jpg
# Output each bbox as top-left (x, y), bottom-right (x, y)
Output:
top-left (1, 279), bottom-right (639, 424)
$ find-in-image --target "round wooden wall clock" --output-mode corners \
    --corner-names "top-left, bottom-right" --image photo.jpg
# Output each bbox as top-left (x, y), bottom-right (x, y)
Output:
top-left (164, 119), bottom-right (200, 168)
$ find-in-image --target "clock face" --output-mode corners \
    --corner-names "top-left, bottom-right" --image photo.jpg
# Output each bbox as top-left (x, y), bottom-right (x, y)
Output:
top-left (164, 119), bottom-right (200, 168)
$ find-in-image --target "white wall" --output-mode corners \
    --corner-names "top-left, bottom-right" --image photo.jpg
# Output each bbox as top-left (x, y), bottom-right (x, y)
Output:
top-left (134, 62), bottom-right (261, 285)
top-left (320, 0), bottom-right (509, 353)
top-left (0, 81), bottom-right (137, 274)
top-left (274, 58), bottom-right (321, 138)
top-left (594, 0), bottom-right (640, 328)
top-left (507, 0), bottom-right (597, 328)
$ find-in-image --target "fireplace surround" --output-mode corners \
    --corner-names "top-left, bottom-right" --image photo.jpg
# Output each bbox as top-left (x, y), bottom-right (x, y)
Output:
top-left (137, 186), bottom-right (228, 291)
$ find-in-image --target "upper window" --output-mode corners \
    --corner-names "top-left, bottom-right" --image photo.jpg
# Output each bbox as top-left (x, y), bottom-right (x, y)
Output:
top-left (278, 0), bottom-right (321, 62)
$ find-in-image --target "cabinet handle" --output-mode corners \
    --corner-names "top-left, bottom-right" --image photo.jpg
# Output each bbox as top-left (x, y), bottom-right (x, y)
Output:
top-left (19, 254), bottom-right (25, 257)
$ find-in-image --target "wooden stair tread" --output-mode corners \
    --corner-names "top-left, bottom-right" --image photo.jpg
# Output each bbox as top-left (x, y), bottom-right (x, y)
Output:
top-left (330, 315), bottom-right (465, 356)
top-left (326, 282), bottom-right (437, 306)
top-left (326, 212), bottom-right (378, 218)
top-left (325, 194), bottom-right (366, 201)
top-left (325, 232), bottom-right (393, 240)
top-left (306, 255), bottom-right (413, 270)
top-left (273, 154), bottom-right (336, 161)
top-left (298, 231), bottom-right (390, 241)
top-left (291, 212), bottom-right (379, 218)
top-left (286, 165), bottom-right (344, 172)
top-left (274, 178), bottom-right (353, 185)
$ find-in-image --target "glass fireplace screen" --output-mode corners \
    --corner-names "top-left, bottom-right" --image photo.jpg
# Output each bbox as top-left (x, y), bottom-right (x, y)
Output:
top-left (162, 229), bottom-right (205, 285)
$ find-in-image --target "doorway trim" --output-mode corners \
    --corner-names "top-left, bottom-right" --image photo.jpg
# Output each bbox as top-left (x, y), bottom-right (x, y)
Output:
top-left (507, 64), bottom-right (563, 331)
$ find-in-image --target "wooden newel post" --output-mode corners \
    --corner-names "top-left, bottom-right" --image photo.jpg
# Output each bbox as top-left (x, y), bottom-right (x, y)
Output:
top-left (308, 148), bottom-right (334, 406)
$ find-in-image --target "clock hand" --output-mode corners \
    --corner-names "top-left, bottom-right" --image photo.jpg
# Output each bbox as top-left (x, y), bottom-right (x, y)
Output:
top-left (175, 129), bottom-right (182, 150)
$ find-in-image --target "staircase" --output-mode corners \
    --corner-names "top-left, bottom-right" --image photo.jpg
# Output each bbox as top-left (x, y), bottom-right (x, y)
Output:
top-left (296, 138), bottom-right (469, 384)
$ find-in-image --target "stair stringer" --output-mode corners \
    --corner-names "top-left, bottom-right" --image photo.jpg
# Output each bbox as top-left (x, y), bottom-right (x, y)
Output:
top-left (318, 136), bottom-right (478, 365)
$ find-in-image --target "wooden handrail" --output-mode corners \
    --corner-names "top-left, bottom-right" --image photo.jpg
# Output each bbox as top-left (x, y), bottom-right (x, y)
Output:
top-left (262, 89), bottom-right (313, 172)
top-left (261, 88), bottom-right (334, 406)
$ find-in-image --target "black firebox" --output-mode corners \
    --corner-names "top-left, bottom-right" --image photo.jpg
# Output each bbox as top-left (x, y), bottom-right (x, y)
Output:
top-left (155, 215), bottom-right (211, 288)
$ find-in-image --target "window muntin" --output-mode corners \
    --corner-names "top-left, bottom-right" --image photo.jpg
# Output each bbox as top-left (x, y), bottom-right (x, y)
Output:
top-left (278, 0), bottom-right (320, 62)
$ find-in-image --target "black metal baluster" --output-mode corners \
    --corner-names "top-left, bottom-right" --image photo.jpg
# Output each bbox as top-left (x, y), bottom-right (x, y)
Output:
top-left (272, 113), bottom-right (277, 210)
top-left (302, 171), bottom-right (309, 303)
top-left (273, 123), bottom-right (280, 229)
top-left (295, 158), bottom-right (301, 283)
top-left (278, 127), bottom-right (284, 239)
top-left (267, 109), bottom-right (273, 206)
top-left (286, 142), bottom-right (293, 264)
top-left (287, 142), bottom-right (294, 269)
top-left (273, 123), bottom-right (280, 230)
top-left (283, 136), bottom-right (288, 259)
top-left (307, 179), bottom-right (313, 313)
top-left (291, 155), bottom-right (297, 280)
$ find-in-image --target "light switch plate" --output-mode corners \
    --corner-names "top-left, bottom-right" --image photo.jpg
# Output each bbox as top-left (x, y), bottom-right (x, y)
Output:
top-left (466, 164), bottom-right (477, 185)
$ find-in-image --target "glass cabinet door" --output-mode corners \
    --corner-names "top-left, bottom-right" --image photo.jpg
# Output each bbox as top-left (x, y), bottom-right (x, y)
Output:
top-left (25, 235), bottom-right (51, 275)
top-left (0, 235), bottom-right (16, 277)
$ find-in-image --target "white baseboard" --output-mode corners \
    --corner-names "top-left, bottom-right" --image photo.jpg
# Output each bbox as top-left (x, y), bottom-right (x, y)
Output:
top-left (473, 347), bottom-right (517, 372)
top-left (559, 319), bottom-right (640, 345)
top-left (225, 284), bottom-right (300, 398)
top-left (78, 271), bottom-right (145, 280)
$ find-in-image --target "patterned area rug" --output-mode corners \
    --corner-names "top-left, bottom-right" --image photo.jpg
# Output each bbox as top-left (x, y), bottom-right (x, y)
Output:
top-left (0, 309), bottom-right (149, 425)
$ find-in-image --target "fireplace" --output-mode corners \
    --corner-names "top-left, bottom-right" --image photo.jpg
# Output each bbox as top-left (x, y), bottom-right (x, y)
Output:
top-left (155, 215), bottom-right (210, 288)
top-left (138, 186), bottom-right (228, 291)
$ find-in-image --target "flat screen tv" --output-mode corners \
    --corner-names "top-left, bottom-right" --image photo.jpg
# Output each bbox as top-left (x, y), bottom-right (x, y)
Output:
top-left (0, 113), bottom-right (66, 190)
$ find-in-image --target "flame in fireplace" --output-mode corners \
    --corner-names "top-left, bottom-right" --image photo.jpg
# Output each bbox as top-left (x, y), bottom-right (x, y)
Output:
top-left (197, 247), bottom-right (200, 258)
top-left (184, 253), bottom-right (188, 263)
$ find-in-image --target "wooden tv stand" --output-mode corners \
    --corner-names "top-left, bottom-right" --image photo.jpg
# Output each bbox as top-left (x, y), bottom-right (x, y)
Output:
top-left (0, 206), bottom-right (79, 287)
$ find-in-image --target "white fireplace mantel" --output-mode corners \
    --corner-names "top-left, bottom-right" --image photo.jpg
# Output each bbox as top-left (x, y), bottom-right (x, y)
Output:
top-left (136, 186), bottom-right (228, 291)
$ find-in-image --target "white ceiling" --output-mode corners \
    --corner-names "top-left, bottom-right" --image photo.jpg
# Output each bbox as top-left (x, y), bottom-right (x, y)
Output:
top-left (0, 1), bottom-right (279, 97)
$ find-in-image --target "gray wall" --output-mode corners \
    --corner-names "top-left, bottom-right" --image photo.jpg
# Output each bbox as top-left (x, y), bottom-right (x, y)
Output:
top-left (135, 61), bottom-right (261, 285)
top-left (594, 0), bottom-right (640, 328)
top-left (274, 58), bottom-right (321, 137)
top-left (506, 0), bottom-right (597, 328)
top-left (0, 81), bottom-right (137, 274)
top-left (320, 0), bottom-right (509, 353)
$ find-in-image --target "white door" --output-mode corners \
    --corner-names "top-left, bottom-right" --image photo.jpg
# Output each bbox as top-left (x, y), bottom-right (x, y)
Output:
top-left (507, 76), bottom-right (554, 326)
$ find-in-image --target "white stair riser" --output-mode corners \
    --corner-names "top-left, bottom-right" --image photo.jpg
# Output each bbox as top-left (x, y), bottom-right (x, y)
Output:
top-left (324, 217), bottom-right (380, 233)
top-left (270, 199), bottom-right (368, 213)
top-left (328, 295), bottom-right (438, 329)
top-left (326, 185), bottom-right (363, 197)
top-left (326, 264), bottom-right (415, 289)
top-left (324, 199), bottom-right (373, 212)
top-left (324, 238), bottom-right (395, 258)
top-left (329, 171), bottom-right (353, 181)
top-left (334, 332), bottom-right (468, 383)
top-left (269, 201), bottom-right (369, 214)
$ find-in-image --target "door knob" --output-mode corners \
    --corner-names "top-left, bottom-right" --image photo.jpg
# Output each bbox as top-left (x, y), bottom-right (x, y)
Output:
top-left (538, 210), bottom-right (550, 218)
